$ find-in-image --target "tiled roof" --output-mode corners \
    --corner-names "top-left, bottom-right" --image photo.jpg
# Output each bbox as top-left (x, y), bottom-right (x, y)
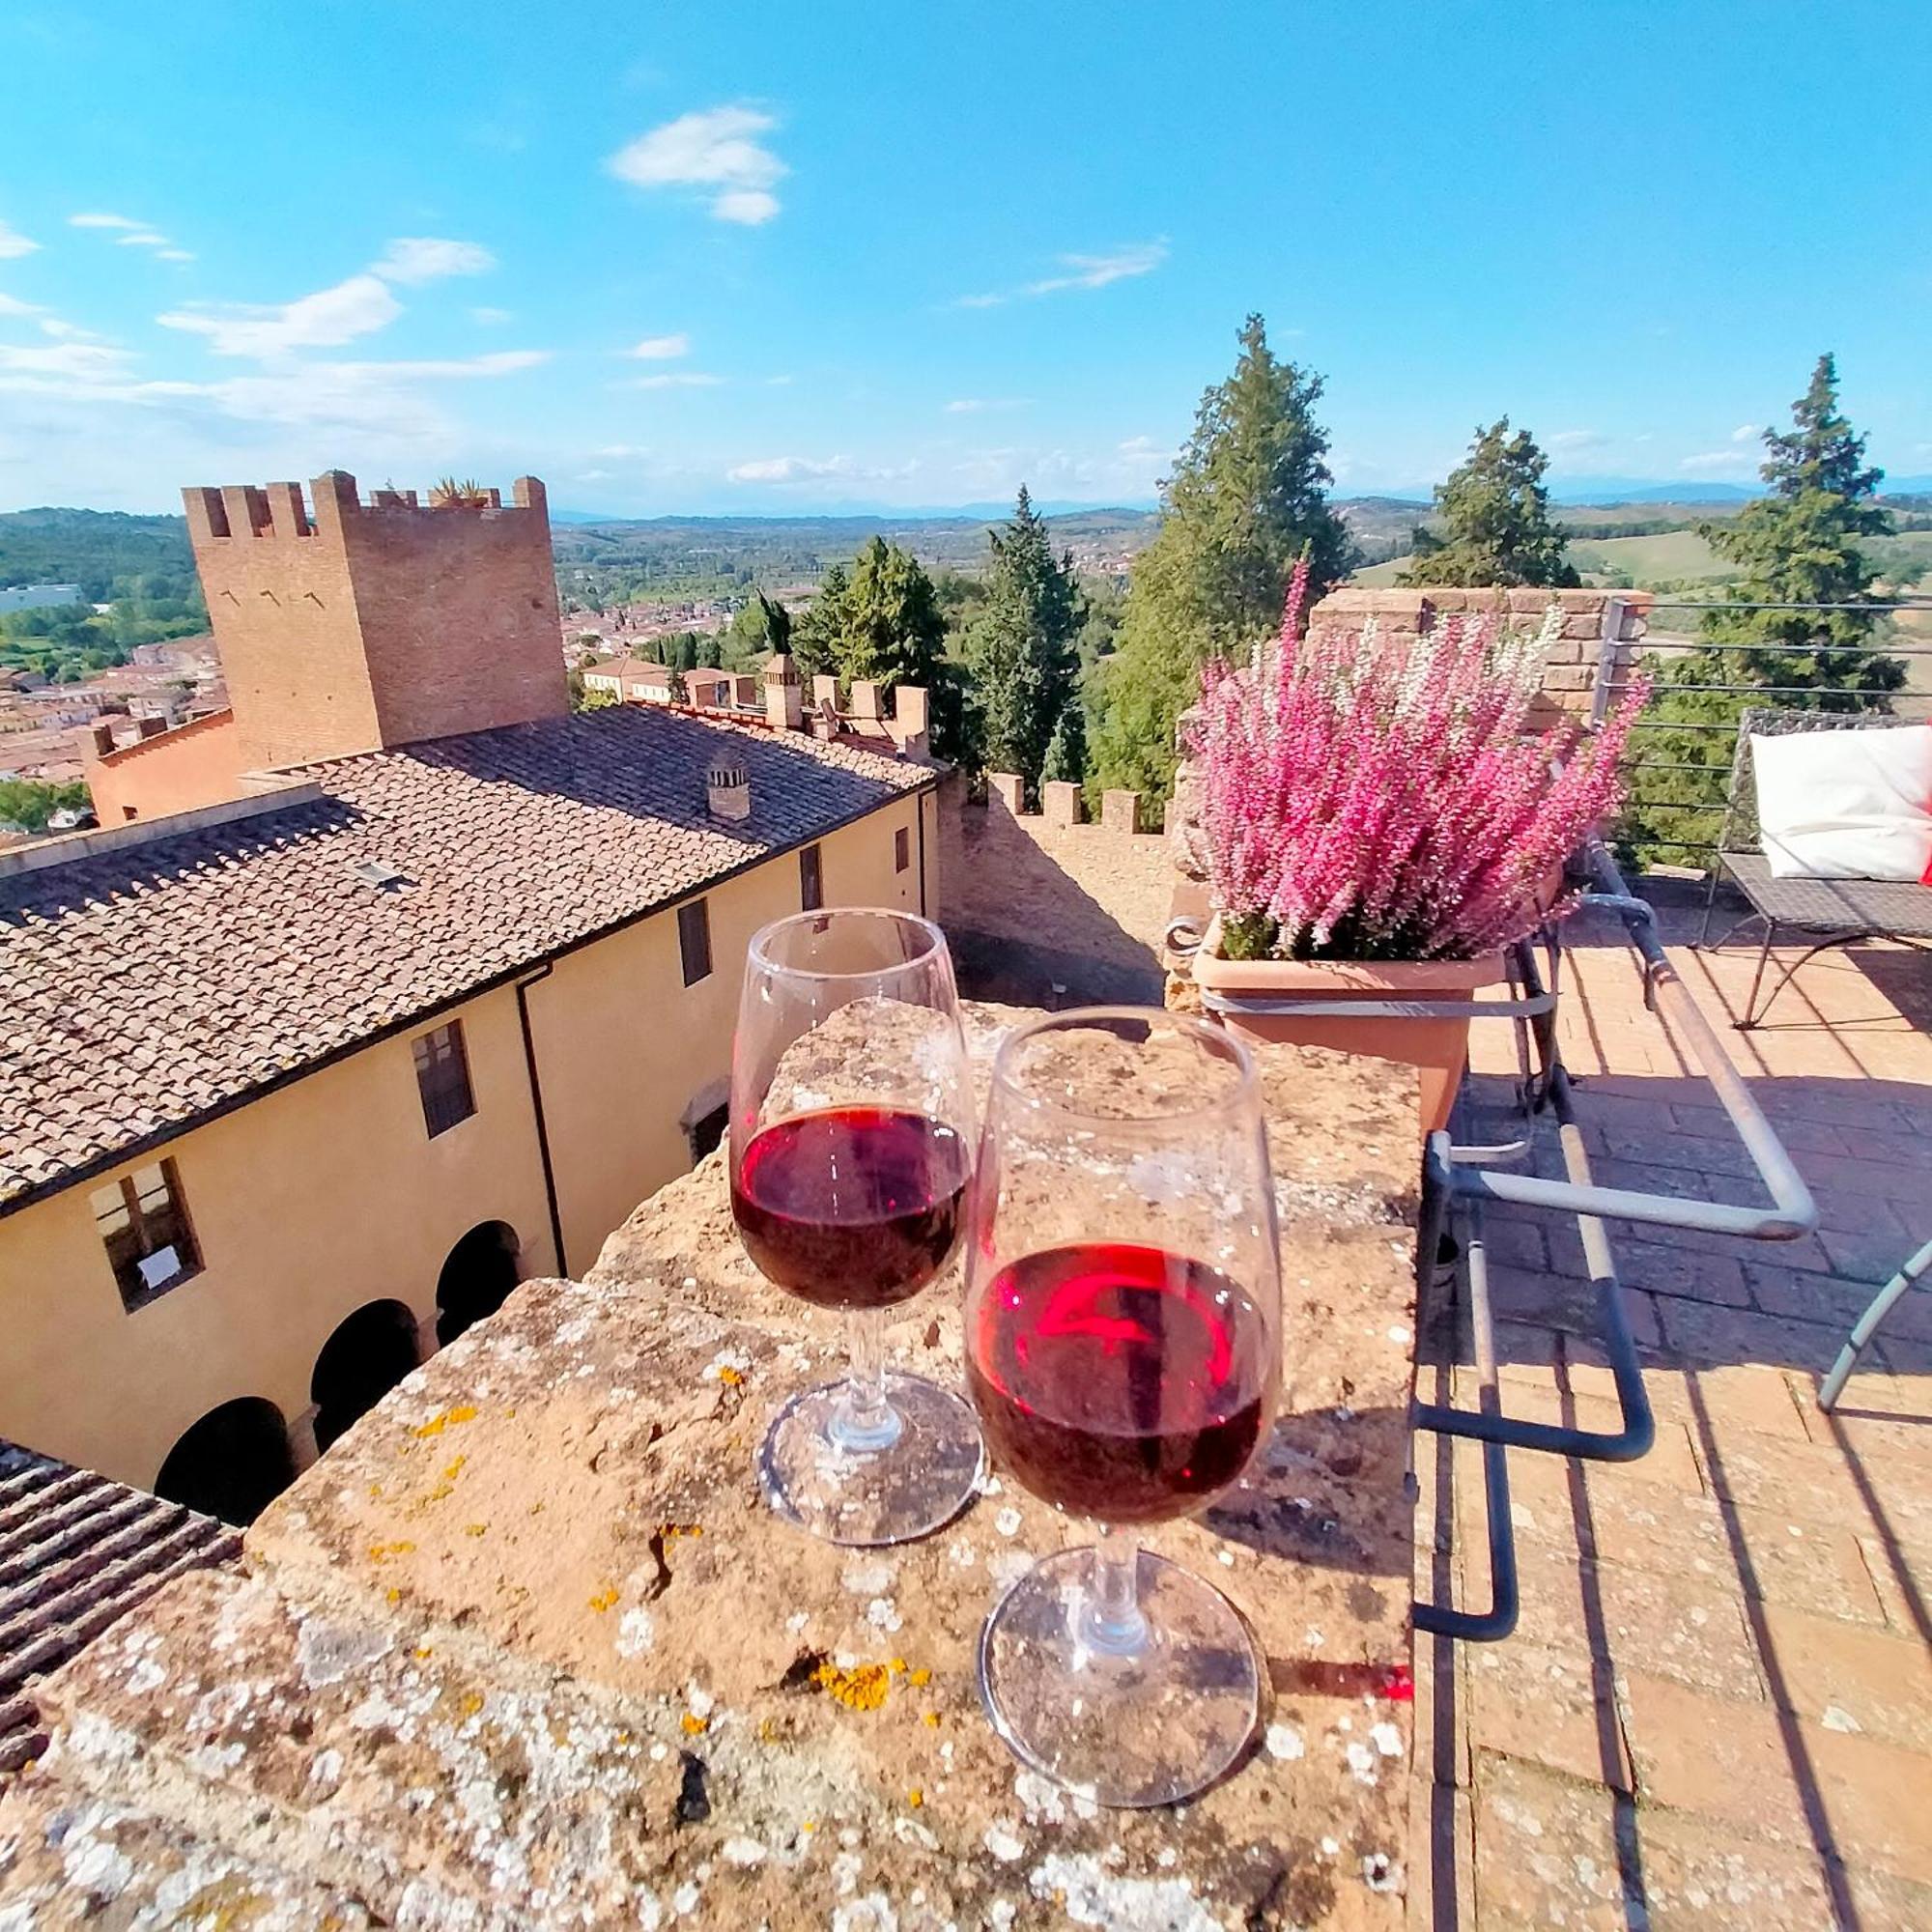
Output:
top-left (0, 1438), bottom-right (238, 1783)
top-left (0, 706), bottom-right (932, 1208)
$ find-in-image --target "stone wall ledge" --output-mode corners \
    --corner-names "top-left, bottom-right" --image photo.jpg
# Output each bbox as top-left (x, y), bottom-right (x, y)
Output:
top-left (0, 1002), bottom-right (1420, 1929)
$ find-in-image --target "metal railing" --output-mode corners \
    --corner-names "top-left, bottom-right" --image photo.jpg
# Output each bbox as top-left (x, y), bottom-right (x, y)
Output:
top-left (1591, 596), bottom-right (1932, 867)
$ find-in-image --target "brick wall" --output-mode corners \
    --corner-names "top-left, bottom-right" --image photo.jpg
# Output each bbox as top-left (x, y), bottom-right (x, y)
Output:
top-left (185, 472), bottom-right (566, 771)
top-left (939, 772), bottom-right (1175, 1005)
top-left (1310, 586), bottom-right (1653, 725)
top-left (85, 710), bottom-right (247, 823)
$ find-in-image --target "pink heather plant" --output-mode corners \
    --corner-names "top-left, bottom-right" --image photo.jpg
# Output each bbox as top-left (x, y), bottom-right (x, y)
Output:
top-left (1189, 565), bottom-right (1649, 962)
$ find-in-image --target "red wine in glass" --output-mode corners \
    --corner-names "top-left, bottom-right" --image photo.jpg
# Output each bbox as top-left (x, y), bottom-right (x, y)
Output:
top-left (730, 1106), bottom-right (970, 1311)
top-left (967, 1242), bottom-right (1269, 1525)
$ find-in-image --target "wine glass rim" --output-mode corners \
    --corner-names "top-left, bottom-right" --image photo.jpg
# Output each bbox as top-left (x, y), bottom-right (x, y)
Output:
top-left (748, 906), bottom-right (950, 981)
top-left (989, 1004), bottom-right (1262, 1127)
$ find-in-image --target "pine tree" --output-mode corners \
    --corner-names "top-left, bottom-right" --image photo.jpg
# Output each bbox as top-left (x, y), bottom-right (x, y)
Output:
top-left (1090, 315), bottom-right (1353, 818)
top-left (1622, 355), bottom-right (1901, 864)
top-left (1400, 419), bottom-right (1579, 587)
top-left (791, 562), bottom-right (848, 683)
top-left (723, 590), bottom-right (793, 670)
top-left (964, 487), bottom-right (1081, 794)
top-left (1040, 699), bottom-right (1087, 788)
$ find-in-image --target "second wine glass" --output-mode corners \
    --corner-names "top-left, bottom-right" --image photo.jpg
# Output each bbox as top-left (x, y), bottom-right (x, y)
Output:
top-left (965, 1007), bottom-right (1282, 1806)
top-left (730, 907), bottom-right (984, 1546)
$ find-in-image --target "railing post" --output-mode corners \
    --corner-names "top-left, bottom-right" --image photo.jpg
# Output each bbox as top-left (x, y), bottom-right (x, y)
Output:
top-left (1589, 595), bottom-right (1629, 726)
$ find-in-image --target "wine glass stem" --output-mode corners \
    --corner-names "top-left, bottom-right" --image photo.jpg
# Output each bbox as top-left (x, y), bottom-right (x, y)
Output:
top-left (1083, 1526), bottom-right (1149, 1656)
top-left (829, 1307), bottom-right (902, 1454)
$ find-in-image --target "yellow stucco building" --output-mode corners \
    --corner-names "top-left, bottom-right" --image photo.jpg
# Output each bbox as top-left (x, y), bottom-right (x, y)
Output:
top-left (0, 472), bottom-right (942, 1520)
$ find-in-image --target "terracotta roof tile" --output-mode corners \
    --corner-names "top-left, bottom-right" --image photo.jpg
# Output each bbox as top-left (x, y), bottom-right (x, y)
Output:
top-left (0, 706), bottom-right (931, 1208)
top-left (0, 1439), bottom-right (239, 1783)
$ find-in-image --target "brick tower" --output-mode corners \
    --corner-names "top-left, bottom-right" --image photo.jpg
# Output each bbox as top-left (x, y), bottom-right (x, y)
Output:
top-left (182, 471), bottom-right (566, 770)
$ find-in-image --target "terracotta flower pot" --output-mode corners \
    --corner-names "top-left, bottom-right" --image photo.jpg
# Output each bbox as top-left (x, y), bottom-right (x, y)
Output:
top-left (1190, 916), bottom-right (1503, 1137)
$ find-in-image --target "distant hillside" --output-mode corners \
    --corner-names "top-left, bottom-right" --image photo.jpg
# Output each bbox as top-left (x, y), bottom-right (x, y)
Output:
top-left (0, 508), bottom-right (193, 597)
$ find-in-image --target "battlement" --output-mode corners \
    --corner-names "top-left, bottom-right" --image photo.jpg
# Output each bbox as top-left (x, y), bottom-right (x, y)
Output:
top-left (183, 472), bottom-right (549, 545)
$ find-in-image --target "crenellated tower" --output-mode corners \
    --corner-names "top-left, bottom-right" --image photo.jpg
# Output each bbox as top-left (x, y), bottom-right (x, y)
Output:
top-left (182, 471), bottom-right (565, 770)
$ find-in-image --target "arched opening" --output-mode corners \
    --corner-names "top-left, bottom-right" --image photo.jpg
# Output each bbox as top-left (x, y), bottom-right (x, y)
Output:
top-left (310, 1298), bottom-right (422, 1452)
top-left (435, 1220), bottom-right (522, 1347)
top-left (154, 1397), bottom-right (295, 1525)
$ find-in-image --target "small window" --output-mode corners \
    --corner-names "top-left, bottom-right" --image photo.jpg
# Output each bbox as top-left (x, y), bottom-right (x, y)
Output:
top-left (678, 898), bottom-right (712, 986)
top-left (412, 1020), bottom-right (475, 1137)
top-left (895, 826), bottom-right (910, 873)
top-left (91, 1159), bottom-right (200, 1310)
top-left (799, 842), bottom-right (823, 911)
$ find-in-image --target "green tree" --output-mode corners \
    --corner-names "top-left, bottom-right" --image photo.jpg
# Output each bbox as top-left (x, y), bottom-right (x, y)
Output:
top-left (0, 777), bottom-right (89, 834)
top-left (1399, 419), bottom-right (1579, 587)
top-left (963, 487), bottom-right (1081, 793)
top-left (723, 591), bottom-right (793, 670)
top-left (1041, 699), bottom-right (1087, 788)
top-left (1622, 354), bottom-right (1902, 864)
top-left (791, 561), bottom-right (848, 683)
top-left (1090, 314), bottom-right (1353, 818)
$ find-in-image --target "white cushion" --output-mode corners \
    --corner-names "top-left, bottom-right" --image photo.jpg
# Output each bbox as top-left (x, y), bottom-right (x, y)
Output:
top-left (1751, 724), bottom-right (1932, 881)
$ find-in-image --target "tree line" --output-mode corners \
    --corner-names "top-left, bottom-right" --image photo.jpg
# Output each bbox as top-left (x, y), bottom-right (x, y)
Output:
top-left (579, 317), bottom-right (1905, 848)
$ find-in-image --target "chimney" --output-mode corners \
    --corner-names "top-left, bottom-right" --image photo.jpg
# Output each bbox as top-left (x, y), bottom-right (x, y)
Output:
top-left (707, 756), bottom-right (752, 823)
top-left (763, 650), bottom-right (803, 732)
top-left (89, 721), bottom-right (117, 756)
top-left (850, 680), bottom-right (883, 724)
top-left (136, 714), bottom-right (168, 740)
top-left (810, 673), bottom-right (839, 715)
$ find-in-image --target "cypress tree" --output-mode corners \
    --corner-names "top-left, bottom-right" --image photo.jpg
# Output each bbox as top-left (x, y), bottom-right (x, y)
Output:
top-left (1090, 315), bottom-right (1353, 818)
top-left (965, 487), bottom-right (1081, 794)
top-left (1401, 419), bottom-right (1579, 587)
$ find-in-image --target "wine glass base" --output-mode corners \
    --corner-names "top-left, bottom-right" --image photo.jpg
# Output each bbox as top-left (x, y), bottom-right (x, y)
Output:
top-left (977, 1546), bottom-right (1261, 1807)
top-left (758, 1371), bottom-right (986, 1547)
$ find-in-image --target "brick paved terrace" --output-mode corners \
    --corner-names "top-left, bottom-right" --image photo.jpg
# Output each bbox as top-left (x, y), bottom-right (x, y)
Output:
top-left (1410, 883), bottom-right (1932, 1929)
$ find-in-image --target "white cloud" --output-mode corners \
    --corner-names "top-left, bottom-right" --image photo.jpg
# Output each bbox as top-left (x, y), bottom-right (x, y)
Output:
top-left (726, 453), bottom-right (916, 486)
top-left (945, 397), bottom-right (1025, 414)
top-left (1548, 428), bottom-right (1608, 452)
top-left (628, 332), bottom-right (690, 359)
top-left (627, 371), bottom-right (723, 389)
top-left (1730, 422), bottom-right (1762, 442)
top-left (0, 220), bottom-right (41, 259)
top-left (370, 237), bottom-right (497, 284)
top-left (72, 215), bottom-right (190, 259)
top-left (957, 241), bottom-right (1168, 308)
top-left (593, 443), bottom-right (650, 458)
top-left (607, 105), bottom-right (787, 224)
top-left (0, 339), bottom-right (136, 380)
top-left (0, 293), bottom-right (44, 317)
top-left (470, 305), bottom-right (513, 326)
top-left (1679, 448), bottom-right (1757, 478)
top-left (157, 273), bottom-right (403, 358)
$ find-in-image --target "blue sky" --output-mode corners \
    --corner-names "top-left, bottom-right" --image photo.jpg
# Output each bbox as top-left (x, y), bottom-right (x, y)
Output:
top-left (0, 1), bottom-right (1927, 515)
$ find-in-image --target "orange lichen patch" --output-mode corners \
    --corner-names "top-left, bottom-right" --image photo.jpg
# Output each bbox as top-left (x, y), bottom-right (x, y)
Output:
top-left (921, 1712), bottom-right (941, 1728)
top-left (410, 1406), bottom-right (478, 1440)
top-left (716, 1365), bottom-right (744, 1386)
top-left (528, 1500), bottom-right (547, 1516)
top-left (367, 1483), bottom-right (384, 1500)
top-left (681, 1713), bottom-right (709, 1736)
top-left (907, 1788), bottom-right (923, 1808)
top-left (463, 1523), bottom-right (488, 1539)
top-left (907, 1667), bottom-right (931, 1687)
top-left (384, 1587), bottom-right (402, 1605)
top-left (588, 1586), bottom-right (620, 1613)
top-left (811, 1662), bottom-right (892, 1711)
top-left (459, 1692), bottom-right (484, 1719)
top-left (659, 1521), bottom-right (703, 1540)
top-left (441, 1456), bottom-right (467, 1481)
top-left (367, 1541), bottom-right (416, 1564)
top-left (889, 1658), bottom-right (908, 1674)
top-left (801, 1820), bottom-right (818, 1834)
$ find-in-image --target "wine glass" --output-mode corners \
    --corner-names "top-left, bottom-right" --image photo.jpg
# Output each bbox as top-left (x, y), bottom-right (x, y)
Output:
top-left (965, 1007), bottom-right (1282, 1806)
top-left (730, 907), bottom-right (984, 1546)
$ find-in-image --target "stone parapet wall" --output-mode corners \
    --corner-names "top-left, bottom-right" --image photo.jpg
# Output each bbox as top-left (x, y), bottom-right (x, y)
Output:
top-left (939, 772), bottom-right (1173, 1006)
top-left (1311, 585), bottom-right (1653, 721)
